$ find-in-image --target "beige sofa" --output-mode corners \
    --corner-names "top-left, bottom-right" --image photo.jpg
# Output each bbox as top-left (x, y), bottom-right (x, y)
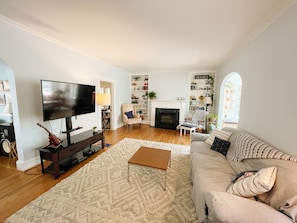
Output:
top-left (190, 127), bottom-right (297, 223)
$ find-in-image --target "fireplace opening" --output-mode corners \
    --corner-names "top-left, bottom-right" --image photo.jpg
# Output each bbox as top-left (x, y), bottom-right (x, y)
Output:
top-left (155, 108), bottom-right (179, 130)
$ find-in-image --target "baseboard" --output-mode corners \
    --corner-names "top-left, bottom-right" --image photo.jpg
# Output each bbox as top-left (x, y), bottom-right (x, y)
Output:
top-left (16, 156), bottom-right (40, 171)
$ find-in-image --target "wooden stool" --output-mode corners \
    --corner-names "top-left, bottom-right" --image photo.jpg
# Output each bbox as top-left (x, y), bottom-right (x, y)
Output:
top-left (9, 141), bottom-right (18, 163)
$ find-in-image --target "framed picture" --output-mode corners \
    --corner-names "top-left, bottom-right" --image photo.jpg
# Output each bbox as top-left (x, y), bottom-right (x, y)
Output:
top-left (0, 94), bottom-right (5, 105)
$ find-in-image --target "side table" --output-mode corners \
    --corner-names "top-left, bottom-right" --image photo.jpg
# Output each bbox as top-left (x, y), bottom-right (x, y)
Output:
top-left (179, 123), bottom-right (197, 136)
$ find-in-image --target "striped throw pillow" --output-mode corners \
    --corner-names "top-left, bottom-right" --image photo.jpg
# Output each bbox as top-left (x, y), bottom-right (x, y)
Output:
top-left (232, 133), bottom-right (297, 162)
top-left (205, 130), bottom-right (232, 145)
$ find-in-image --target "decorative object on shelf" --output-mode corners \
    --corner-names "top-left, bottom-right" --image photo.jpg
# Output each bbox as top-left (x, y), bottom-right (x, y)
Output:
top-left (208, 123), bottom-right (216, 133)
top-left (132, 76), bottom-right (141, 81)
top-left (92, 126), bottom-right (98, 135)
top-left (204, 113), bottom-right (218, 134)
top-left (199, 95), bottom-right (204, 101)
top-left (148, 91), bottom-right (157, 100)
top-left (207, 113), bottom-right (218, 122)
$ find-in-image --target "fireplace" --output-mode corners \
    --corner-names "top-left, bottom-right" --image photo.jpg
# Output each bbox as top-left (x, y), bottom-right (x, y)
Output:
top-left (150, 100), bottom-right (185, 127)
top-left (155, 108), bottom-right (179, 130)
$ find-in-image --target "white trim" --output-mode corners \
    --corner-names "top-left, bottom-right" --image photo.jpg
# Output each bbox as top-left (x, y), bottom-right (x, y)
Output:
top-left (16, 156), bottom-right (40, 171)
top-left (150, 100), bottom-right (186, 126)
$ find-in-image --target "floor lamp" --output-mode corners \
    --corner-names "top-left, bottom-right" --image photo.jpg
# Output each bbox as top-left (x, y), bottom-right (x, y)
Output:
top-left (96, 93), bottom-right (111, 147)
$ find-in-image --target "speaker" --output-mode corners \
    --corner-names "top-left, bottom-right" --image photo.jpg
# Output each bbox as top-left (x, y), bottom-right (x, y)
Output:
top-left (0, 124), bottom-right (15, 156)
top-left (1, 139), bottom-right (11, 156)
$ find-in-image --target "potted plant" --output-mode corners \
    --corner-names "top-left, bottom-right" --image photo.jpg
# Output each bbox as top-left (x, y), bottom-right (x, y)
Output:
top-left (92, 126), bottom-right (98, 135)
top-left (148, 91), bottom-right (157, 100)
top-left (207, 114), bottom-right (218, 122)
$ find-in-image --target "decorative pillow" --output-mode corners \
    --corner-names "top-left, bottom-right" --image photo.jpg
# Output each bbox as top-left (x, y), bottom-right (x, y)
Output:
top-left (125, 111), bottom-right (134, 118)
top-left (205, 129), bottom-right (232, 145)
top-left (210, 136), bottom-right (231, 156)
top-left (227, 166), bottom-right (277, 197)
top-left (232, 133), bottom-right (297, 162)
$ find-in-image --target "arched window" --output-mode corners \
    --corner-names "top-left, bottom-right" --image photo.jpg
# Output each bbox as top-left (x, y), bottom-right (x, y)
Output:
top-left (218, 72), bottom-right (242, 129)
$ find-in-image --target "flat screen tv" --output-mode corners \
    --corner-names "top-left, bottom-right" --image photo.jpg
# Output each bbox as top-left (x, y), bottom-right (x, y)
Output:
top-left (41, 80), bottom-right (96, 122)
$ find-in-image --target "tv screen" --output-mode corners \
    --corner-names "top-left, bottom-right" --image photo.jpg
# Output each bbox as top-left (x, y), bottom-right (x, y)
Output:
top-left (41, 80), bottom-right (95, 121)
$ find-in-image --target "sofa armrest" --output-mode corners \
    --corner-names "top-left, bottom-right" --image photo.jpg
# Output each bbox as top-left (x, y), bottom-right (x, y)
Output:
top-left (190, 132), bottom-right (209, 142)
top-left (204, 191), bottom-right (292, 223)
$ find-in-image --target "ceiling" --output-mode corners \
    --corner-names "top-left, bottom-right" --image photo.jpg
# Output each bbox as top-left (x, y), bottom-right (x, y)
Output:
top-left (0, 0), bottom-right (296, 73)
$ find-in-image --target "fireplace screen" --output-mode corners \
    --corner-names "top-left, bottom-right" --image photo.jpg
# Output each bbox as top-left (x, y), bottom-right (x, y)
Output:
top-left (155, 108), bottom-right (179, 129)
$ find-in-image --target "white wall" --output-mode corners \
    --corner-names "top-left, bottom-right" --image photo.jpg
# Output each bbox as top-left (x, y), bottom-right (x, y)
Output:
top-left (149, 71), bottom-right (191, 117)
top-left (216, 4), bottom-right (297, 156)
top-left (0, 19), bottom-right (130, 170)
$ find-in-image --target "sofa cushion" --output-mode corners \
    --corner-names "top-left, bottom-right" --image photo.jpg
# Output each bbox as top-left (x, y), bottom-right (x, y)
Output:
top-left (253, 159), bottom-right (297, 222)
top-left (190, 132), bottom-right (209, 142)
top-left (227, 166), bottom-right (277, 197)
top-left (205, 129), bottom-right (232, 145)
top-left (210, 137), bottom-right (231, 156)
top-left (279, 195), bottom-right (297, 222)
top-left (204, 191), bottom-right (292, 223)
top-left (190, 152), bottom-right (236, 222)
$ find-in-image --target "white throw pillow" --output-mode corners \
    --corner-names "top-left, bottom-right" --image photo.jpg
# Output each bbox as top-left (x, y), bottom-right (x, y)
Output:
top-left (227, 166), bottom-right (277, 197)
top-left (205, 130), bottom-right (232, 145)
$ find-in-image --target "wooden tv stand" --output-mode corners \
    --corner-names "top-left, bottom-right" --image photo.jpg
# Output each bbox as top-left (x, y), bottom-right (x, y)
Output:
top-left (38, 130), bottom-right (104, 178)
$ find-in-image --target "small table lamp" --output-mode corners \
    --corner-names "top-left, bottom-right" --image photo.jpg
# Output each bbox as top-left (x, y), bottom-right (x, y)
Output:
top-left (96, 93), bottom-right (111, 147)
top-left (96, 93), bottom-right (111, 109)
top-left (204, 96), bottom-right (212, 112)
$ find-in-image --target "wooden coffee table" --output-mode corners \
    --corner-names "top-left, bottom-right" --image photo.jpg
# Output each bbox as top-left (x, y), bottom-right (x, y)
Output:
top-left (128, 146), bottom-right (171, 191)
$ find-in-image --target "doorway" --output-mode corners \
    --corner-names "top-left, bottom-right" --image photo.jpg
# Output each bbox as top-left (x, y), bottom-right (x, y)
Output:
top-left (99, 80), bottom-right (113, 130)
top-left (0, 59), bottom-right (19, 168)
top-left (218, 72), bottom-right (242, 129)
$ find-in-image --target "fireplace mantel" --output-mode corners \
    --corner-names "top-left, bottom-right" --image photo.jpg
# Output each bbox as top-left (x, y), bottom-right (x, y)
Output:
top-left (150, 100), bottom-right (185, 127)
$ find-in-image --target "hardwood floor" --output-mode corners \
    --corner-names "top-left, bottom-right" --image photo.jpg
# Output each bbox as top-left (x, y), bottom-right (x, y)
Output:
top-left (0, 125), bottom-right (191, 222)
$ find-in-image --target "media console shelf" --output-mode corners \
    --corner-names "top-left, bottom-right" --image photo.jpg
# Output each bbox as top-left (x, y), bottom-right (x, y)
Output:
top-left (38, 129), bottom-right (104, 178)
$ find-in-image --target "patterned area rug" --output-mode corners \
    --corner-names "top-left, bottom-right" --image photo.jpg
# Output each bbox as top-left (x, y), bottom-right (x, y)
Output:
top-left (5, 138), bottom-right (198, 223)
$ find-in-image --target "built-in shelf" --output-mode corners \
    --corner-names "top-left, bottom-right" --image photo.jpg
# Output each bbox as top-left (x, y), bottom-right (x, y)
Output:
top-left (189, 72), bottom-right (215, 113)
top-left (131, 74), bottom-right (150, 123)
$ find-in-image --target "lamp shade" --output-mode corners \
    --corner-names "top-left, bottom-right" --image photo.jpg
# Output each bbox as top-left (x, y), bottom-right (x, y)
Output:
top-left (96, 93), bottom-right (111, 106)
top-left (204, 96), bottom-right (212, 105)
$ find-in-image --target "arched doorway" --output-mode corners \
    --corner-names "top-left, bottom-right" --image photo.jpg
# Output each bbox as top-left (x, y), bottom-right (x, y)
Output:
top-left (0, 59), bottom-right (20, 167)
top-left (218, 72), bottom-right (242, 129)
